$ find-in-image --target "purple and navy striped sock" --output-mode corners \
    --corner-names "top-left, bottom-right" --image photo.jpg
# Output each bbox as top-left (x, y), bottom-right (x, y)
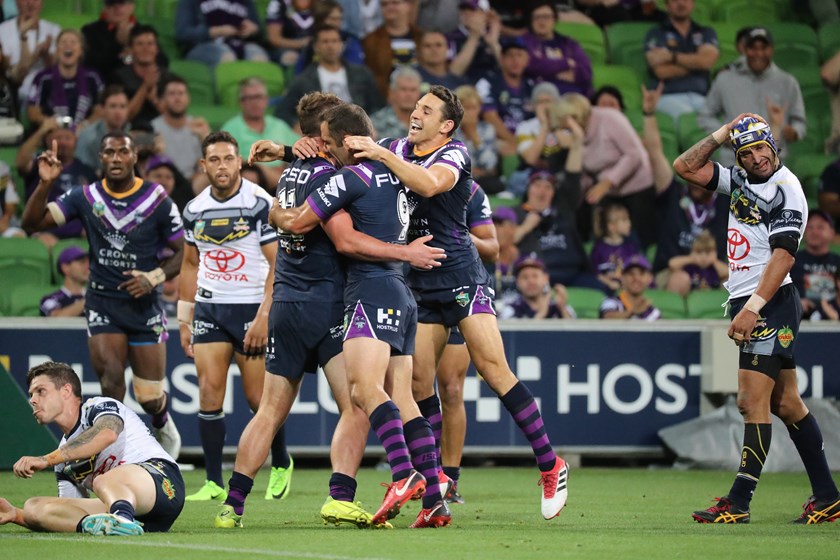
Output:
top-left (370, 401), bottom-right (413, 482)
top-left (417, 394), bottom-right (443, 469)
top-left (225, 471), bottom-right (254, 515)
top-left (405, 416), bottom-right (442, 509)
top-left (501, 381), bottom-right (557, 472)
top-left (328, 472), bottom-right (357, 503)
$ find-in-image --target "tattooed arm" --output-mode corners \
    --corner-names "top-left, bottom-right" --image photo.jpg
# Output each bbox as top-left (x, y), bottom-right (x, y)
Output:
top-left (12, 415), bottom-right (124, 479)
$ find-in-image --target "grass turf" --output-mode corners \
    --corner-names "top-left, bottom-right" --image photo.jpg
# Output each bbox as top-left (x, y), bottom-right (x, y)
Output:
top-left (1, 466), bottom-right (838, 559)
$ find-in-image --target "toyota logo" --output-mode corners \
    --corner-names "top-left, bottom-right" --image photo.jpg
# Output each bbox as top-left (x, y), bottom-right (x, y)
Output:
top-left (727, 228), bottom-right (750, 261)
top-left (204, 249), bottom-right (245, 272)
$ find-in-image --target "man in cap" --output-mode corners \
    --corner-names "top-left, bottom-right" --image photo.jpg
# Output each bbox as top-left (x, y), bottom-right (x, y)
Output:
top-left (40, 246), bottom-right (89, 317)
top-left (675, 113), bottom-right (840, 524)
top-left (500, 253), bottom-right (574, 319)
top-left (598, 255), bottom-right (659, 320)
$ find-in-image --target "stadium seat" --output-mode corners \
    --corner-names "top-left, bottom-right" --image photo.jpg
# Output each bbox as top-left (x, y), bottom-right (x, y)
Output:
top-left (50, 238), bottom-right (89, 283)
top-left (500, 153), bottom-right (519, 180)
top-left (45, 13), bottom-right (91, 31)
top-left (785, 153), bottom-right (835, 204)
top-left (215, 61), bottom-right (286, 108)
top-left (655, 112), bottom-right (679, 163)
top-left (555, 22), bottom-right (606, 65)
top-left (153, 0), bottom-right (180, 19)
top-left (676, 112), bottom-right (706, 152)
top-left (710, 22), bottom-right (744, 73)
top-left (190, 104), bottom-right (239, 131)
top-left (0, 238), bottom-right (52, 287)
top-left (592, 64), bottom-right (642, 112)
top-left (718, 0), bottom-right (778, 26)
top-left (766, 23), bottom-right (820, 71)
top-left (169, 60), bottom-right (216, 105)
top-left (487, 195), bottom-right (518, 209)
top-left (605, 22), bottom-right (655, 82)
top-left (818, 22), bottom-right (840, 61)
top-left (40, 0), bottom-right (80, 17)
top-left (646, 289), bottom-right (687, 319)
top-left (686, 289), bottom-right (729, 319)
top-left (565, 287), bottom-right (605, 319)
top-left (7, 284), bottom-right (56, 317)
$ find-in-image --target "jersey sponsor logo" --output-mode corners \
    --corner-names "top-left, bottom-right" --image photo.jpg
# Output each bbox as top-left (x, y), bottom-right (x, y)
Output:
top-left (161, 477), bottom-right (176, 500)
top-left (210, 218), bottom-right (229, 226)
top-left (376, 308), bottom-right (401, 332)
top-left (750, 318), bottom-right (777, 341)
top-left (87, 309), bottom-right (110, 327)
top-left (770, 209), bottom-right (803, 231)
top-left (104, 231), bottom-right (128, 251)
top-left (204, 249), bottom-right (245, 273)
top-left (397, 189), bottom-right (409, 241)
top-left (193, 320), bottom-right (213, 336)
top-left (323, 175), bottom-right (347, 198)
top-left (727, 229), bottom-right (750, 261)
top-left (777, 325), bottom-right (794, 348)
top-left (194, 228), bottom-right (250, 245)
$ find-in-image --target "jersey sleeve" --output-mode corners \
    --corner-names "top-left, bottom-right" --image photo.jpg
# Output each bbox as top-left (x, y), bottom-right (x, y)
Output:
top-left (306, 171), bottom-right (361, 221)
top-left (434, 143), bottom-right (469, 185)
top-left (52, 185), bottom-right (86, 223)
top-left (84, 398), bottom-right (122, 425)
top-left (711, 162), bottom-right (733, 195)
top-left (256, 193), bottom-right (278, 245)
top-left (768, 184), bottom-right (807, 243)
top-left (467, 183), bottom-right (492, 228)
top-left (157, 195), bottom-right (185, 244)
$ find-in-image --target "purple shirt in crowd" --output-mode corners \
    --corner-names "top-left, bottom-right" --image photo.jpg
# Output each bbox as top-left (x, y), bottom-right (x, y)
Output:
top-left (521, 31), bottom-right (592, 96)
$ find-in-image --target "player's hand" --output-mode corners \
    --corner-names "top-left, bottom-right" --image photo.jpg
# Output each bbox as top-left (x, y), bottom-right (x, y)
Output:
top-left (118, 270), bottom-right (154, 298)
top-left (0, 497), bottom-right (17, 525)
top-left (406, 235), bottom-right (446, 269)
top-left (728, 308), bottom-right (758, 347)
top-left (726, 112), bottom-right (767, 131)
top-left (249, 140), bottom-right (284, 164)
top-left (179, 322), bottom-right (194, 359)
top-left (37, 139), bottom-right (62, 184)
top-left (242, 315), bottom-right (268, 357)
top-left (13, 455), bottom-right (48, 478)
top-left (292, 137), bottom-right (320, 160)
top-left (344, 136), bottom-right (386, 161)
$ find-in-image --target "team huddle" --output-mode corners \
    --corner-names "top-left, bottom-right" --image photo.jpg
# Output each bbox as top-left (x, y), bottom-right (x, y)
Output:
top-left (2, 85), bottom-right (839, 534)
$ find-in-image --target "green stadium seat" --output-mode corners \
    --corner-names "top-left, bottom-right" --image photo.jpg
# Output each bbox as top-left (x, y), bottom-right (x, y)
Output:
top-left (555, 22), bottom-right (606, 65)
top-left (487, 195), bottom-right (519, 209)
top-left (7, 284), bottom-right (56, 317)
top-left (676, 111), bottom-right (706, 152)
top-left (605, 22), bottom-right (654, 84)
top-left (153, 0), bottom-right (180, 20)
top-left (766, 23), bottom-right (820, 71)
top-left (592, 64), bottom-right (642, 112)
top-left (215, 61), bottom-right (286, 108)
top-left (500, 153), bottom-right (519, 180)
top-left (710, 22), bottom-right (744, 73)
top-left (565, 287), bottom-right (605, 319)
top-left (818, 22), bottom-right (840, 61)
top-left (190, 104), bottom-right (240, 131)
top-left (718, 0), bottom-right (778, 25)
top-left (655, 111), bottom-right (679, 163)
top-left (785, 153), bottom-right (835, 203)
top-left (41, 0), bottom-right (81, 17)
top-left (50, 238), bottom-right (89, 284)
top-left (686, 289), bottom-right (729, 319)
top-left (0, 238), bottom-right (52, 287)
top-left (646, 289), bottom-right (687, 319)
top-left (46, 13), bottom-right (91, 31)
top-left (169, 60), bottom-right (216, 105)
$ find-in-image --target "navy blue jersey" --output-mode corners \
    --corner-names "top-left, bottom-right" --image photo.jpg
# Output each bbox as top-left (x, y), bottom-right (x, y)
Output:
top-left (307, 160), bottom-right (408, 284)
top-left (467, 181), bottom-right (492, 229)
top-left (274, 156), bottom-right (345, 303)
top-left (52, 178), bottom-right (183, 300)
top-left (383, 137), bottom-right (481, 287)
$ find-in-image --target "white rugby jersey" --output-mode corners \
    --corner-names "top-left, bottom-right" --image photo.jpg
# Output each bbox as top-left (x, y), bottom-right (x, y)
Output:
top-left (182, 179), bottom-right (277, 304)
top-left (54, 397), bottom-right (174, 498)
top-left (711, 163), bottom-right (807, 299)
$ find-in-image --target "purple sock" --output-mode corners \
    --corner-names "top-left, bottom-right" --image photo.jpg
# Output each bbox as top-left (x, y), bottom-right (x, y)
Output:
top-left (370, 401), bottom-right (413, 482)
top-left (224, 471), bottom-right (254, 516)
top-left (329, 472), bottom-right (357, 502)
top-left (417, 395), bottom-right (443, 470)
top-left (501, 382), bottom-right (557, 472)
top-left (404, 416), bottom-right (442, 509)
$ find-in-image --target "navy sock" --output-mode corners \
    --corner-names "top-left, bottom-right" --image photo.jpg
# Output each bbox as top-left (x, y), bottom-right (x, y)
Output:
top-left (500, 382), bottom-right (557, 472)
top-left (728, 423), bottom-right (771, 509)
top-left (150, 392), bottom-right (170, 429)
top-left (329, 472), bottom-right (357, 502)
top-left (416, 395), bottom-right (443, 470)
top-left (271, 424), bottom-right (291, 469)
top-left (443, 465), bottom-right (460, 485)
top-left (225, 471), bottom-right (254, 516)
top-left (198, 409), bottom-right (225, 486)
top-left (110, 499), bottom-right (135, 522)
top-left (788, 413), bottom-right (840, 501)
top-left (369, 401), bottom-right (413, 482)
top-left (404, 416), bottom-right (442, 509)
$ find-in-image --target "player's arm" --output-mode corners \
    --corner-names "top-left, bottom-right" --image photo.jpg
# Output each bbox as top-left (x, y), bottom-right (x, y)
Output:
top-left (470, 223), bottom-right (499, 263)
top-left (345, 136), bottom-right (457, 197)
top-left (20, 139), bottom-right (62, 233)
top-left (177, 242), bottom-right (200, 358)
top-left (272, 198), bottom-right (321, 234)
top-left (249, 140), bottom-right (295, 165)
top-left (243, 240), bottom-right (277, 356)
top-left (674, 112), bottom-right (753, 188)
top-left (13, 415), bottom-right (123, 479)
top-left (322, 210), bottom-right (446, 269)
top-left (120, 214), bottom-right (185, 298)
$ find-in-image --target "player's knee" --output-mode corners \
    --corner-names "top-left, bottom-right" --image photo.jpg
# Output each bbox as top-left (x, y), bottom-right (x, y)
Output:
top-left (99, 375), bottom-right (127, 399)
top-left (439, 379), bottom-right (463, 405)
top-left (773, 394), bottom-right (806, 423)
top-left (133, 377), bottom-right (165, 408)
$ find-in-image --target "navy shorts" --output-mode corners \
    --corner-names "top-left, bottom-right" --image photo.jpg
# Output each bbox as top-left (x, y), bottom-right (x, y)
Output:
top-left (193, 301), bottom-right (261, 355)
top-left (265, 300), bottom-right (344, 379)
top-left (447, 326), bottom-right (465, 345)
top-left (730, 283), bottom-right (802, 362)
top-left (85, 290), bottom-right (168, 345)
top-left (411, 264), bottom-right (496, 328)
top-left (136, 459), bottom-right (185, 532)
top-left (344, 276), bottom-right (417, 355)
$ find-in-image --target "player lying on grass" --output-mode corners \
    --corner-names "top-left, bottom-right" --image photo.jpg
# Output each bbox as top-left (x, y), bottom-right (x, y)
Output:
top-left (0, 361), bottom-right (184, 536)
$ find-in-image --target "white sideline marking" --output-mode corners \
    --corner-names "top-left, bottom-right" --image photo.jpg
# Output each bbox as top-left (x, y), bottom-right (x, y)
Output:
top-left (0, 535), bottom-right (391, 560)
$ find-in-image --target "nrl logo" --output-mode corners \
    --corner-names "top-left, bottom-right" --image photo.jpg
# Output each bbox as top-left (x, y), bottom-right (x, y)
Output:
top-left (455, 292), bottom-right (469, 308)
top-left (93, 200), bottom-right (106, 217)
top-left (195, 220), bottom-right (205, 235)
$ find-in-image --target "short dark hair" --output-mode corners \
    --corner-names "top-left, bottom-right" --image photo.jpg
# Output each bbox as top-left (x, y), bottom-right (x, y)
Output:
top-left (99, 130), bottom-right (134, 153)
top-left (313, 24), bottom-right (342, 43)
top-left (591, 85), bottom-right (625, 112)
top-left (158, 73), bottom-right (187, 99)
top-left (322, 103), bottom-right (373, 148)
top-left (531, 1), bottom-right (558, 20)
top-left (26, 361), bottom-right (82, 398)
top-left (99, 84), bottom-right (127, 105)
top-left (129, 23), bottom-right (158, 45)
top-left (428, 85), bottom-right (463, 136)
top-left (297, 92), bottom-right (344, 136)
top-left (201, 130), bottom-right (239, 157)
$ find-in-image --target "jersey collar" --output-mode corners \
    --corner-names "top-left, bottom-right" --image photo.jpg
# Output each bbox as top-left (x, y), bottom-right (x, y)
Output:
top-left (101, 177), bottom-right (143, 199)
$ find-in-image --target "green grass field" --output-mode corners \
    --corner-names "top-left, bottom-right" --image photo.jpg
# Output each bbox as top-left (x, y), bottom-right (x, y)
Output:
top-left (1, 466), bottom-right (838, 559)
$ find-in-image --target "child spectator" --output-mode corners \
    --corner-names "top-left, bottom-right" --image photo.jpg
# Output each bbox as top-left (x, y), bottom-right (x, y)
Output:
top-left (500, 253), bottom-right (575, 319)
top-left (589, 202), bottom-right (642, 293)
top-left (814, 270), bottom-right (840, 321)
top-left (600, 255), bottom-right (660, 320)
top-left (791, 210), bottom-right (840, 319)
top-left (665, 229), bottom-right (729, 296)
top-left (266, 0), bottom-right (314, 68)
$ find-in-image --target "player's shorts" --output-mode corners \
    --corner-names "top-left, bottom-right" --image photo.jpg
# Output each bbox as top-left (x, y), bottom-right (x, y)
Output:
top-left (85, 290), bottom-right (168, 345)
top-left (447, 326), bottom-right (465, 345)
top-left (411, 263), bottom-right (496, 328)
top-left (192, 301), bottom-right (261, 355)
top-left (265, 300), bottom-right (344, 379)
top-left (730, 283), bottom-right (801, 374)
top-left (343, 276), bottom-right (417, 355)
top-left (136, 458), bottom-right (185, 532)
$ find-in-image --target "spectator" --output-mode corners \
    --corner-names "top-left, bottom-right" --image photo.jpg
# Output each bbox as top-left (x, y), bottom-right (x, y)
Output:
top-left (590, 202), bottom-right (643, 293)
top-left (476, 38), bottom-right (533, 147)
top-left (415, 0), bottom-right (460, 34)
top-left (699, 27), bottom-right (806, 166)
top-left (414, 30), bottom-right (466, 93)
top-left (644, 0), bottom-right (719, 123)
top-left (665, 229), bottom-right (728, 296)
top-left (82, 0), bottom-right (150, 80)
top-left (816, 269), bottom-right (840, 321)
top-left (338, 0), bottom-right (382, 39)
top-left (222, 77), bottom-right (298, 187)
top-left (491, 206), bottom-right (520, 311)
top-left (109, 24), bottom-right (169, 129)
top-left (0, 158), bottom-right (23, 237)
top-left (500, 253), bottom-right (575, 319)
top-left (0, 0), bottom-right (60, 102)
top-left (447, 0), bottom-right (502, 83)
top-left (454, 84), bottom-right (503, 194)
top-left (266, 0), bottom-right (313, 68)
top-left (74, 85), bottom-right (130, 173)
top-left (176, 0), bottom-right (268, 68)
top-left (821, 49), bottom-right (840, 154)
top-left (592, 85), bottom-right (624, 112)
top-left (599, 255), bottom-right (661, 320)
top-left (521, 1), bottom-right (592, 97)
top-left (575, 0), bottom-right (634, 26)
top-left (16, 117), bottom-right (95, 246)
top-left (791, 210), bottom-right (840, 320)
top-left (550, 92), bottom-right (656, 248)
top-left (494, 0), bottom-right (529, 38)
top-left (818, 156), bottom-right (840, 236)
top-left (142, 154), bottom-right (194, 216)
top-left (361, 0), bottom-right (421, 98)
top-left (26, 29), bottom-right (102, 130)
top-left (370, 65), bottom-right (421, 140)
top-left (151, 75), bottom-right (209, 183)
top-left (275, 25), bottom-right (383, 129)
top-left (39, 246), bottom-right (88, 317)
top-left (294, 0), bottom-right (365, 72)
top-left (514, 81), bottom-right (564, 193)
